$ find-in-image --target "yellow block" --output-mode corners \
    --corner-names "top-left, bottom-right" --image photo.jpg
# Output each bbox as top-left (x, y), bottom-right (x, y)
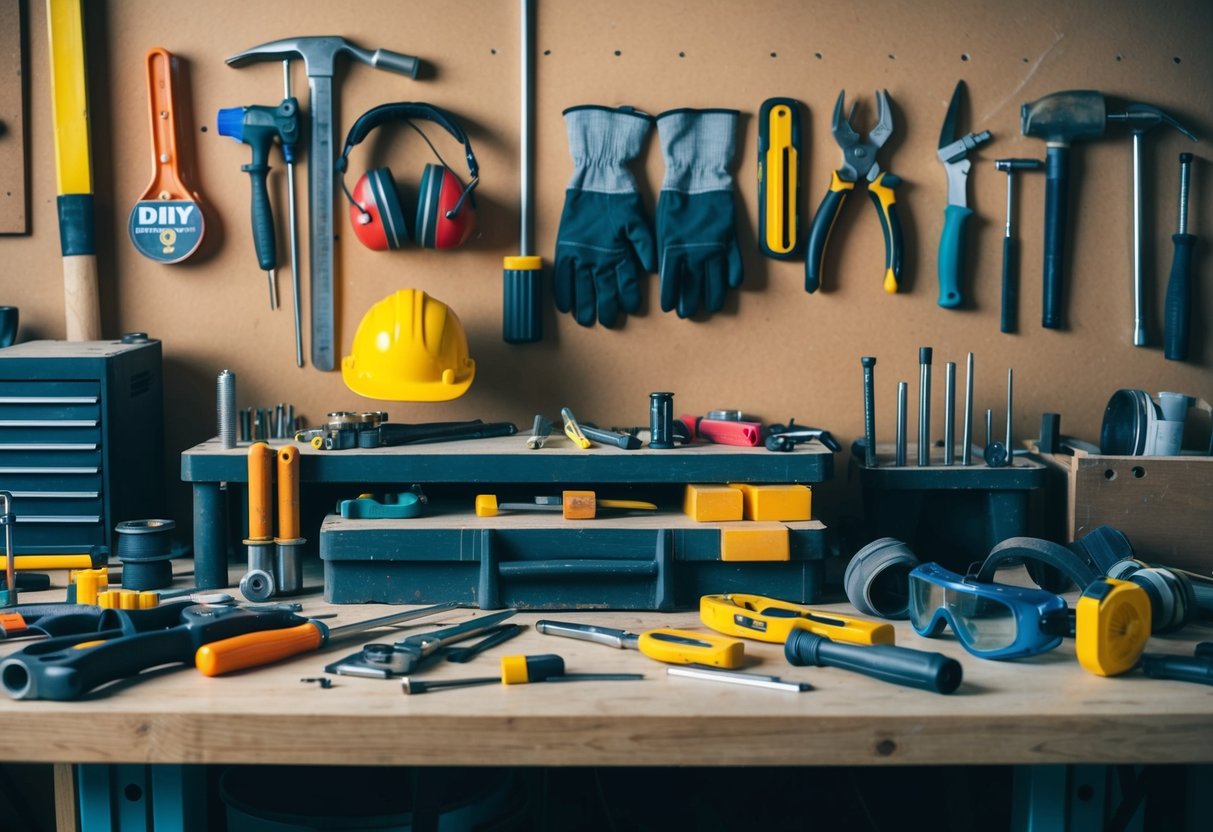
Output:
top-left (728, 483), bottom-right (811, 521)
top-left (720, 525), bottom-right (790, 561)
top-left (683, 484), bottom-right (743, 522)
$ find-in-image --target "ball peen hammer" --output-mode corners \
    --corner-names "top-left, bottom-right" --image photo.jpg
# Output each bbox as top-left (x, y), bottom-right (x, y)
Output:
top-left (226, 38), bottom-right (423, 371)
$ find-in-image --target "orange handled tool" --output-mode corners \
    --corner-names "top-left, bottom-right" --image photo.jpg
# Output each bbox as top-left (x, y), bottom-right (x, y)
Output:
top-left (246, 442), bottom-right (274, 541)
top-left (127, 47), bottom-right (205, 263)
top-left (276, 445), bottom-right (300, 541)
top-left (195, 602), bottom-right (459, 676)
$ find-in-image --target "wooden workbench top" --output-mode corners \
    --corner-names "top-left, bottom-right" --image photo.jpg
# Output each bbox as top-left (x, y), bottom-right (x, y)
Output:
top-left (1, 571), bottom-right (1210, 769)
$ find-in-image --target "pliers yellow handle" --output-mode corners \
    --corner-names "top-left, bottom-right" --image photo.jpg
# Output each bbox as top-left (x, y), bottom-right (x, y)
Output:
top-left (805, 170), bottom-right (904, 294)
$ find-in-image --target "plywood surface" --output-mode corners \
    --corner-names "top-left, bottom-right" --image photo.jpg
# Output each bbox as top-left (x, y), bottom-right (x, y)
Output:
top-left (0, 568), bottom-right (1210, 767)
top-left (1, 0), bottom-right (1211, 538)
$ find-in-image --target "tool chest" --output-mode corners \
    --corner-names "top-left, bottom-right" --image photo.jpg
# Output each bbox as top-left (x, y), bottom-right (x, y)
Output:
top-left (321, 512), bottom-right (828, 609)
top-left (0, 338), bottom-right (165, 554)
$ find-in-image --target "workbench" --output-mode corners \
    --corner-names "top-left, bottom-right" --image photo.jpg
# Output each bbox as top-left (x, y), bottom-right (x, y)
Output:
top-left (1, 567), bottom-right (1211, 829)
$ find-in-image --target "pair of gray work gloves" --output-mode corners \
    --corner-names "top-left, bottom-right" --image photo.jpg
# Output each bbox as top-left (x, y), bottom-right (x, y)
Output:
top-left (554, 105), bottom-right (742, 327)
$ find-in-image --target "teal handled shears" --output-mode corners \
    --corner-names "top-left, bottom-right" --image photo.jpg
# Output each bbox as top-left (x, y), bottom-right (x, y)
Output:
top-left (936, 80), bottom-right (992, 309)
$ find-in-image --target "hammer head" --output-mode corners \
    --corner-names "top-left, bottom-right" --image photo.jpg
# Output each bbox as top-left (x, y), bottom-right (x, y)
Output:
top-left (1021, 90), bottom-right (1108, 145)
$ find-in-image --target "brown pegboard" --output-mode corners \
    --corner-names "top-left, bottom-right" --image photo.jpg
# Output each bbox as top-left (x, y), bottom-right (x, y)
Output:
top-left (1, 0), bottom-right (1211, 534)
top-left (0, 0), bottom-right (28, 234)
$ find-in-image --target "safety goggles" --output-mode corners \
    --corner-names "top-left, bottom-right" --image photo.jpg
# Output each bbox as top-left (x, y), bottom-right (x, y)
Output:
top-left (908, 562), bottom-right (1070, 660)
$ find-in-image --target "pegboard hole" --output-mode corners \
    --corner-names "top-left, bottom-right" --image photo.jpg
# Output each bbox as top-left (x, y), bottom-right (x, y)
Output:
top-left (1104, 469), bottom-right (1117, 481)
top-left (543, 49), bottom-right (551, 56)
top-left (1173, 56), bottom-right (1182, 64)
top-left (888, 53), bottom-right (896, 60)
top-left (1115, 53), bottom-right (1123, 62)
top-left (490, 48), bottom-right (497, 55)
top-left (613, 49), bottom-right (622, 57)
top-left (678, 51), bottom-right (686, 58)
top-left (770, 51), bottom-right (778, 58)
top-left (1131, 466), bottom-right (1146, 479)
top-left (814, 52), bottom-right (823, 60)
top-left (200, 125), bottom-right (208, 133)
top-left (961, 53), bottom-right (970, 62)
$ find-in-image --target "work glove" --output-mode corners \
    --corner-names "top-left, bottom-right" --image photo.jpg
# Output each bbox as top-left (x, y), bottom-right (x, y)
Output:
top-left (554, 105), bottom-right (657, 328)
top-left (655, 108), bottom-right (743, 318)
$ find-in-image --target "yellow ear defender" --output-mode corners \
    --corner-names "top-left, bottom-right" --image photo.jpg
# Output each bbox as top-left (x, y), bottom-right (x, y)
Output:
top-left (1075, 578), bottom-right (1152, 677)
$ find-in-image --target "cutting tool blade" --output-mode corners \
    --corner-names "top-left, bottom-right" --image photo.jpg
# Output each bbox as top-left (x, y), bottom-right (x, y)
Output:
top-left (939, 80), bottom-right (965, 151)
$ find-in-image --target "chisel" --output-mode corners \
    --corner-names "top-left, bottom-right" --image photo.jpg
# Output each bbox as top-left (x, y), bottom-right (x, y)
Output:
top-left (47, 0), bottom-right (101, 340)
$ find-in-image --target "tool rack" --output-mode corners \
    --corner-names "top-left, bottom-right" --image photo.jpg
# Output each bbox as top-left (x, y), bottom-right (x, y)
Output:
top-left (181, 434), bottom-right (835, 607)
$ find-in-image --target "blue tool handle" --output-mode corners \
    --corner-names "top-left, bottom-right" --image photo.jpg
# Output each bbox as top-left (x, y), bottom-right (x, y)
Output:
top-left (784, 629), bottom-right (962, 694)
top-left (1142, 654), bottom-right (1213, 686)
top-left (1042, 145), bottom-right (1069, 329)
top-left (937, 204), bottom-right (971, 308)
top-left (245, 161), bottom-right (276, 272)
top-left (1164, 232), bottom-right (1196, 360)
top-left (805, 186), bottom-right (848, 293)
top-left (1001, 236), bottom-right (1019, 333)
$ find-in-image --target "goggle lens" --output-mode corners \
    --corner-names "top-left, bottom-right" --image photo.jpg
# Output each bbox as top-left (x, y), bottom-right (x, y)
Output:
top-left (909, 567), bottom-right (1019, 652)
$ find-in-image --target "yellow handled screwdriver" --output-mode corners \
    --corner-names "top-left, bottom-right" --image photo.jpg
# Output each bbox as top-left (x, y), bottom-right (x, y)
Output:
top-left (475, 491), bottom-right (656, 520)
top-left (700, 594), bottom-right (895, 646)
top-left (402, 653), bottom-right (643, 694)
top-left (195, 602), bottom-right (460, 676)
top-left (535, 619), bottom-right (745, 668)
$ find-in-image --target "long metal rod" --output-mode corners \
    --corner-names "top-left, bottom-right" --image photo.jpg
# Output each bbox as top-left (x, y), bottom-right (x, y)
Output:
top-left (284, 60), bottom-right (304, 367)
top-left (667, 666), bottom-right (811, 693)
top-left (1132, 132), bottom-right (1147, 347)
top-left (944, 362), bottom-right (956, 465)
top-left (862, 357), bottom-right (877, 467)
top-left (962, 352), bottom-right (974, 465)
top-left (1005, 368), bottom-right (1014, 465)
top-left (896, 382), bottom-right (908, 467)
top-left (519, 0), bottom-right (533, 256)
top-left (917, 347), bottom-right (932, 466)
top-left (2, 492), bottom-right (14, 605)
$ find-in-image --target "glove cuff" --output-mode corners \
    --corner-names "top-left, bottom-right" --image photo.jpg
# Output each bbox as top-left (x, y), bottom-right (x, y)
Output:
top-left (564, 105), bottom-right (653, 194)
top-left (657, 108), bottom-right (739, 194)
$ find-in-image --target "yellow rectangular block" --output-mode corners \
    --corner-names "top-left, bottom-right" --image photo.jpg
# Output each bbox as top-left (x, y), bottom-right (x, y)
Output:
top-left (683, 484), bottom-right (744, 522)
top-left (728, 483), bottom-right (811, 521)
top-left (720, 525), bottom-right (790, 561)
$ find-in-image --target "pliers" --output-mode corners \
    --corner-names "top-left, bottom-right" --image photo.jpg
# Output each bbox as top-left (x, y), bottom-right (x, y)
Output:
top-left (805, 90), bottom-right (904, 295)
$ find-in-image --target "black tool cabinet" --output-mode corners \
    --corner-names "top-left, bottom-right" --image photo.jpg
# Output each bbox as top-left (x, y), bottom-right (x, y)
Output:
top-left (0, 338), bottom-right (165, 554)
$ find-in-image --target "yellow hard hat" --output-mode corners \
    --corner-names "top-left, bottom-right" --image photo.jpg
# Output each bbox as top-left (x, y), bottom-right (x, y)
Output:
top-left (341, 289), bottom-right (475, 401)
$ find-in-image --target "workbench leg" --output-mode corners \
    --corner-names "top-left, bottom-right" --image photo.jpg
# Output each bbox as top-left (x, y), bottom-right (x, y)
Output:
top-left (76, 764), bottom-right (207, 831)
top-left (1011, 765), bottom-right (1145, 831)
top-left (193, 482), bottom-right (229, 589)
top-left (54, 764), bottom-right (78, 832)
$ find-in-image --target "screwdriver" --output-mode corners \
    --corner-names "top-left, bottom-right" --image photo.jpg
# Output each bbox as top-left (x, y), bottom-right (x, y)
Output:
top-left (402, 653), bottom-right (643, 694)
top-left (1164, 152), bottom-right (1197, 361)
top-left (536, 619), bottom-right (745, 668)
top-left (784, 628), bottom-right (962, 694)
top-left (474, 491), bottom-right (656, 519)
top-left (194, 602), bottom-right (460, 676)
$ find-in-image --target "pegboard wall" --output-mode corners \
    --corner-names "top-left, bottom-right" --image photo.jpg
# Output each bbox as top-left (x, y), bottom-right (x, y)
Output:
top-left (2, 0), bottom-right (1211, 532)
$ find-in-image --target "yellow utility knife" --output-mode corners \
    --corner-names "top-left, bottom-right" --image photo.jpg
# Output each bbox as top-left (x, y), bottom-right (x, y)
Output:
top-left (700, 593), bottom-right (894, 646)
top-left (560, 407), bottom-right (591, 449)
top-left (535, 620), bottom-right (745, 668)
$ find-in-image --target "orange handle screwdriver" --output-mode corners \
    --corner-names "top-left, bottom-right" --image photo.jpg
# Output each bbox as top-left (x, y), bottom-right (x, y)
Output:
top-left (276, 445), bottom-right (300, 540)
top-left (195, 602), bottom-right (459, 676)
top-left (246, 442), bottom-right (274, 541)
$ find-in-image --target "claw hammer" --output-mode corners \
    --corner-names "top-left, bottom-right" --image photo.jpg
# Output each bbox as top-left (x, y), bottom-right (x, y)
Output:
top-left (226, 37), bottom-right (423, 371)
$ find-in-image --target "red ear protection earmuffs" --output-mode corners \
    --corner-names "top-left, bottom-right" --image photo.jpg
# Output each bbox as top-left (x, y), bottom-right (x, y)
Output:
top-left (336, 103), bottom-right (479, 251)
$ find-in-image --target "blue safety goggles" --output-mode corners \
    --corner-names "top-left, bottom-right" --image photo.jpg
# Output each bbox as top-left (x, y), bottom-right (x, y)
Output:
top-left (908, 562), bottom-right (1070, 660)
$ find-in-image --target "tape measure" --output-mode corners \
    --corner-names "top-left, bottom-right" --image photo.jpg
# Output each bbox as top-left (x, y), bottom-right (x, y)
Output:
top-left (1076, 578), bottom-right (1151, 677)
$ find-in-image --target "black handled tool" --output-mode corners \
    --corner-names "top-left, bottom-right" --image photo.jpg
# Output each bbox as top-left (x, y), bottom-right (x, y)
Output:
top-left (217, 99), bottom-right (300, 307)
top-left (995, 159), bottom-right (1044, 333)
top-left (784, 628), bottom-right (962, 694)
top-left (1165, 152), bottom-right (1198, 361)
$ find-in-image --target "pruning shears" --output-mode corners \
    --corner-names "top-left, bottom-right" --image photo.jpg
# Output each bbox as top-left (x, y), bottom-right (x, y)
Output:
top-left (700, 594), bottom-right (894, 646)
top-left (936, 80), bottom-right (992, 308)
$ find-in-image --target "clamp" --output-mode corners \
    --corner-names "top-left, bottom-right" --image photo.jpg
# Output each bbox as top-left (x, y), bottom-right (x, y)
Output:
top-left (806, 90), bottom-right (904, 295)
